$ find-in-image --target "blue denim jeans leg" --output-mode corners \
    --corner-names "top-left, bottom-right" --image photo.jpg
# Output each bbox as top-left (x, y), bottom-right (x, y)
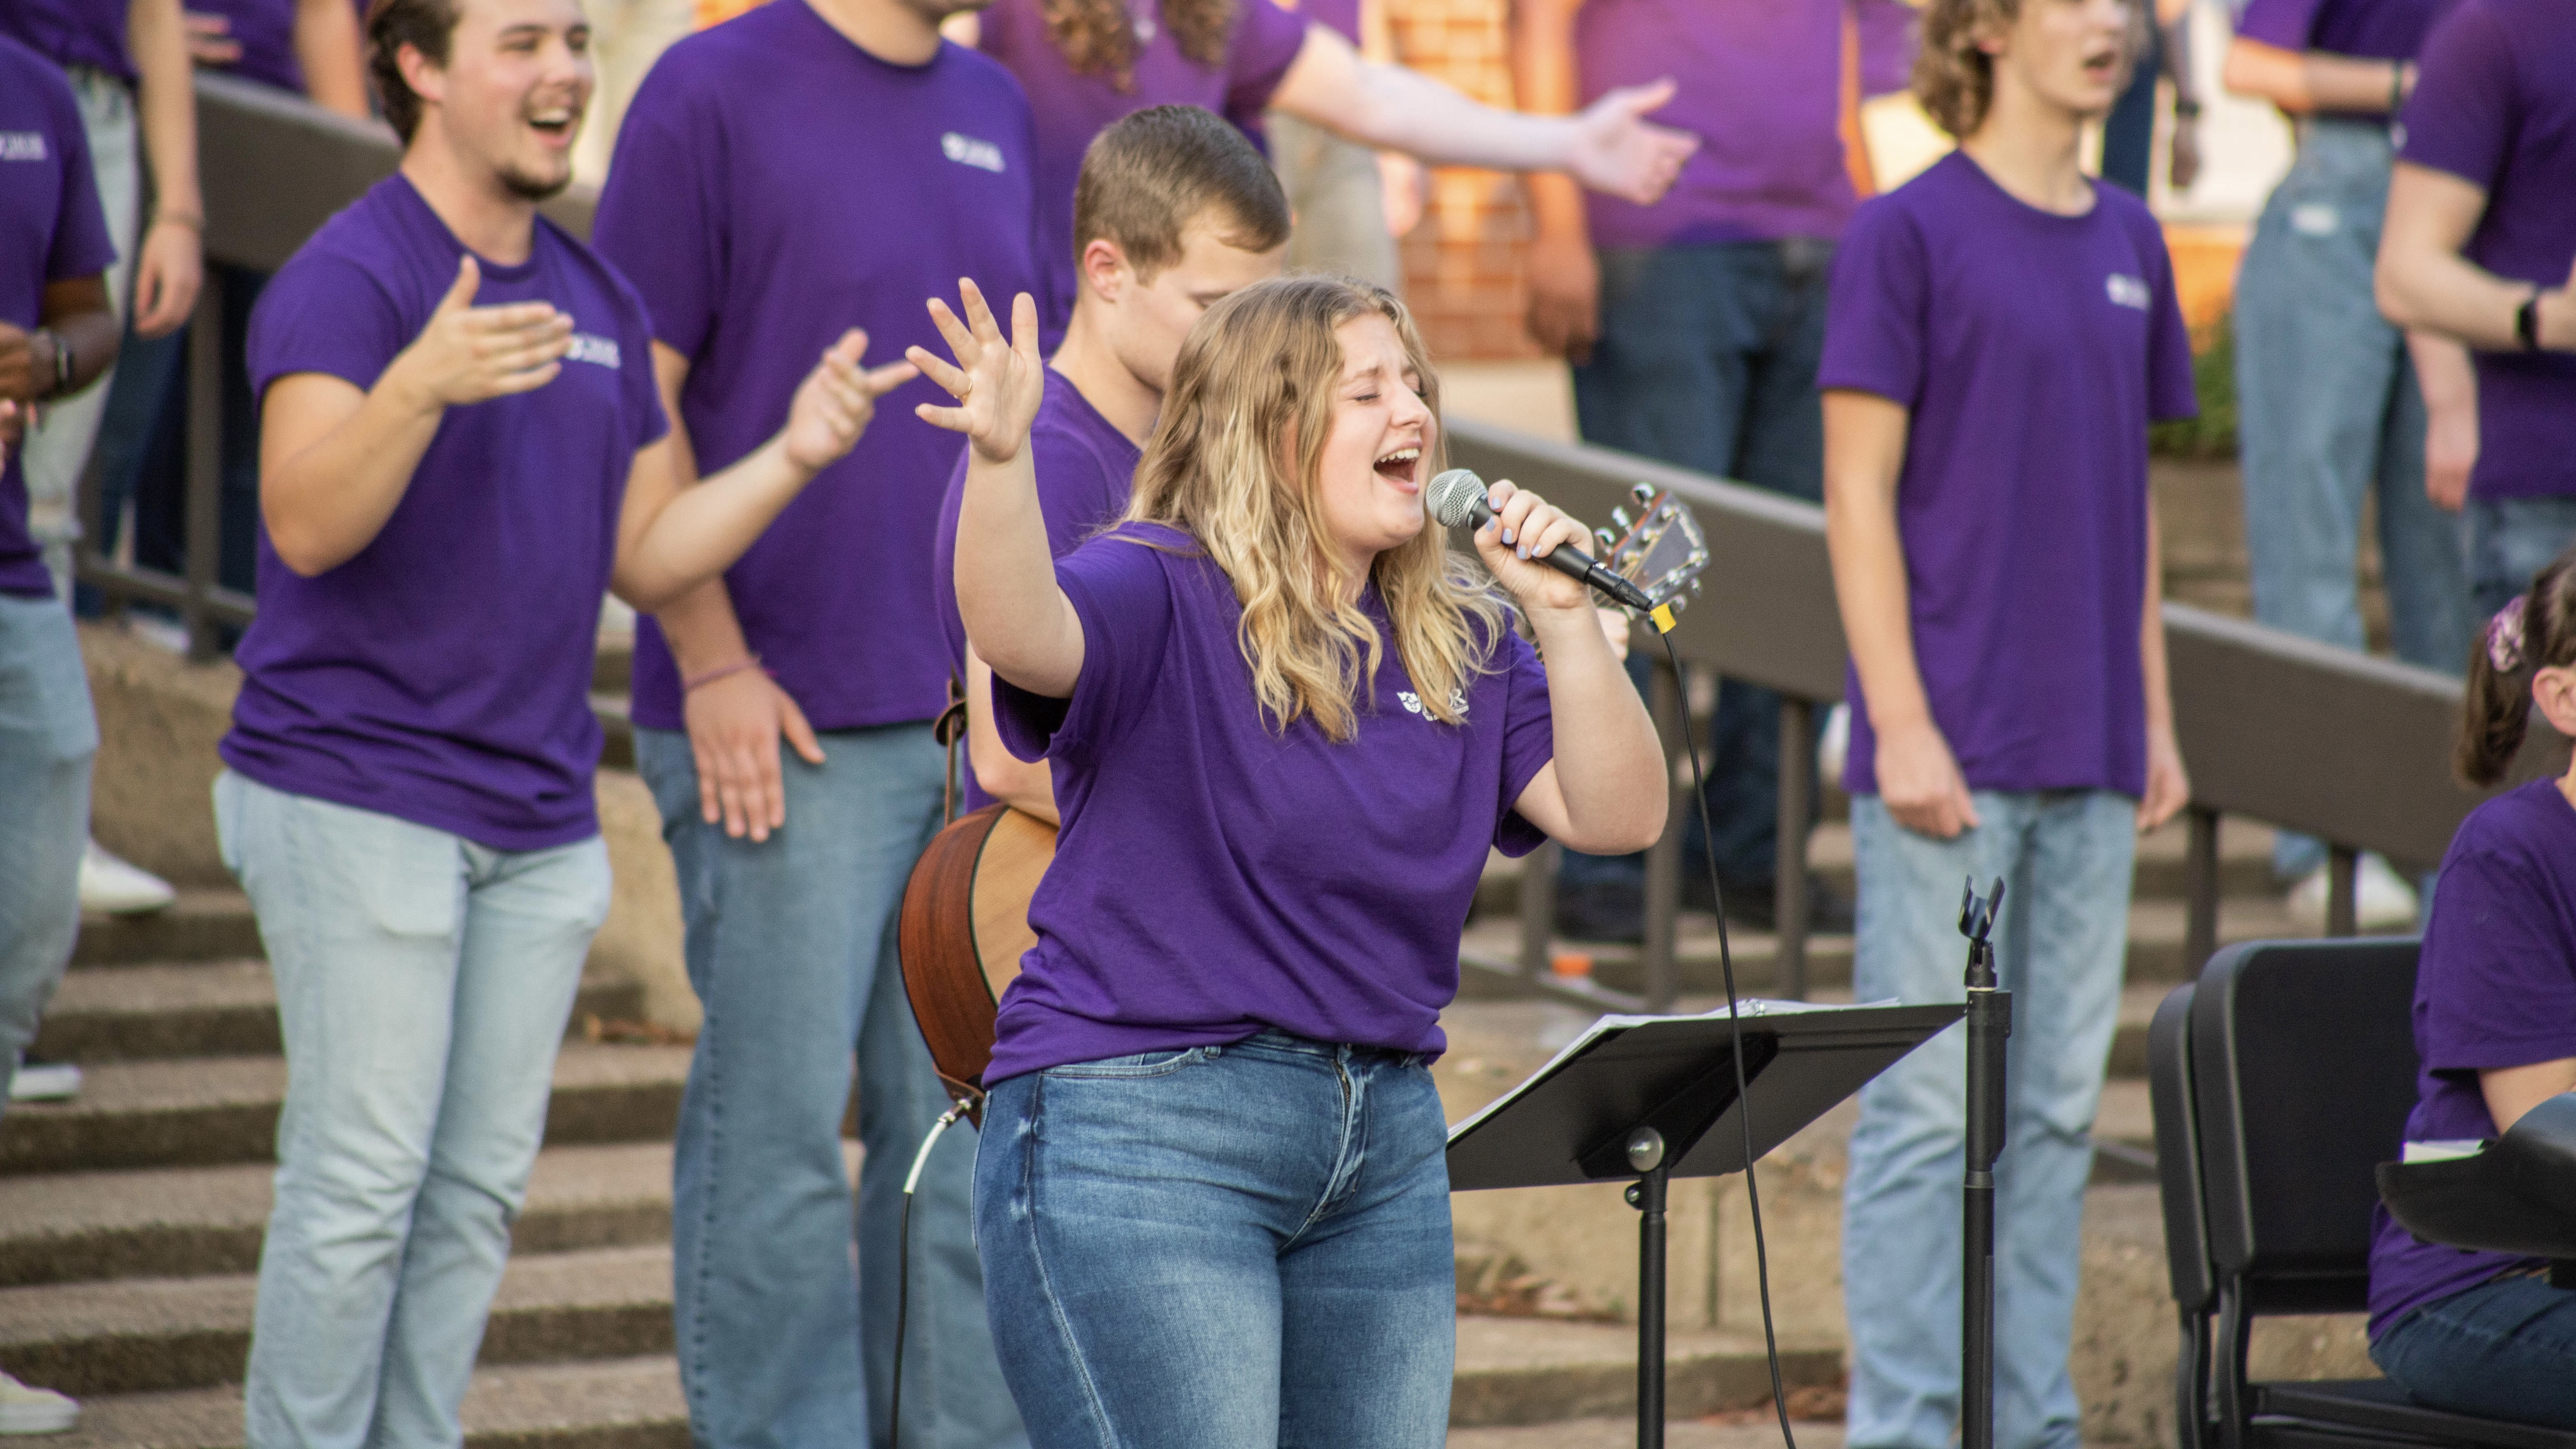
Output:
top-left (974, 1032), bottom-right (1455, 1449)
top-left (2235, 118), bottom-right (2474, 880)
top-left (215, 770), bottom-right (612, 1449)
top-left (637, 724), bottom-right (1022, 1449)
top-left (0, 592), bottom-right (95, 1113)
top-left (1841, 791), bottom-right (2136, 1449)
top-left (1561, 239), bottom-right (1832, 895)
top-left (2371, 1275), bottom-right (2576, 1428)
top-left (2466, 497), bottom-right (2576, 621)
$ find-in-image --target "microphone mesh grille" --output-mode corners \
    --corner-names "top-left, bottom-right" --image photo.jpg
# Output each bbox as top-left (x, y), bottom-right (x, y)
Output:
top-left (1425, 469), bottom-right (1484, 528)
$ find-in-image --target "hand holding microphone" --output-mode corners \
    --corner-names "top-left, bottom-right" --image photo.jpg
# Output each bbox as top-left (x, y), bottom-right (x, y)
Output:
top-left (1427, 468), bottom-right (1651, 611)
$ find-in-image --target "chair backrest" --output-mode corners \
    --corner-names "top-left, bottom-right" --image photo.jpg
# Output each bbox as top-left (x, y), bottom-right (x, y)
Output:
top-left (2150, 982), bottom-right (2216, 1314)
top-left (2190, 938), bottom-right (2424, 1315)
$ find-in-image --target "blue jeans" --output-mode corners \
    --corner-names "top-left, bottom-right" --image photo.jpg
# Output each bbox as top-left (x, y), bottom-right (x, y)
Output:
top-left (637, 724), bottom-right (1020, 1449)
top-left (1841, 791), bottom-right (2136, 1449)
top-left (215, 770), bottom-right (612, 1449)
top-left (2235, 119), bottom-right (2474, 880)
top-left (1565, 239), bottom-right (1833, 893)
top-left (973, 1032), bottom-right (1455, 1449)
top-left (2466, 496), bottom-right (2576, 620)
top-left (2372, 1274), bottom-right (2576, 1428)
top-left (0, 592), bottom-right (95, 1114)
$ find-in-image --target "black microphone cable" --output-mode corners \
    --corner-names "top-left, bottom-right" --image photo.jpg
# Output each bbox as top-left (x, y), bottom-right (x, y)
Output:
top-left (889, 1095), bottom-right (974, 1446)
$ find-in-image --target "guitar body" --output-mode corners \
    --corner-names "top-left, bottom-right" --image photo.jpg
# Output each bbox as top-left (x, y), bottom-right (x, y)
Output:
top-left (897, 803), bottom-right (1057, 1120)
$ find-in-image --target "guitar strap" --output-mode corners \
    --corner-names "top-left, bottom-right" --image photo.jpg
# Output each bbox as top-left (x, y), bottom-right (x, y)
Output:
top-left (933, 672), bottom-right (969, 826)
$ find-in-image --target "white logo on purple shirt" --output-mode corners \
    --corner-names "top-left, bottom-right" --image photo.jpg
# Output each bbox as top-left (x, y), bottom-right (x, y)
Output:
top-left (1396, 689), bottom-right (1469, 717)
top-left (566, 332), bottom-right (621, 368)
top-left (941, 133), bottom-right (1006, 174)
top-left (2105, 274), bottom-right (2151, 311)
top-left (0, 133), bottom-right (47, 162)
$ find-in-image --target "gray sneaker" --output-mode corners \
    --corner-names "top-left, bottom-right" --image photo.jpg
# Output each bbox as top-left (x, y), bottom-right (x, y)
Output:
top-left (8, 1055), bottom-right (80, 1103)
top-left (0, 1371), bottom-right (77, 1435)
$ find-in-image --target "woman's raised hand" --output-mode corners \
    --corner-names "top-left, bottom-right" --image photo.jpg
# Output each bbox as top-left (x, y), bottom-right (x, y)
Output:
top-left (1567, 79), bottom-right (1698, 206)
top-left (1472, 478), bottom-right (1596, 616)
top-left (908, 280), bottom-right (1043, 465)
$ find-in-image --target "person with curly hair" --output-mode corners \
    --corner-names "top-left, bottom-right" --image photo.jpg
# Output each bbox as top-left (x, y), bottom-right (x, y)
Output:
top-left (1819, 0), bottom-right (2196, 1444)
top-left (955, 0), bottom-right (1698, 334)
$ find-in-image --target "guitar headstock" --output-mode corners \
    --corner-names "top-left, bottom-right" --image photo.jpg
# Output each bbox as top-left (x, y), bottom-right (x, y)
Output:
top-left (1595, 482), bottom-right (1709, 619)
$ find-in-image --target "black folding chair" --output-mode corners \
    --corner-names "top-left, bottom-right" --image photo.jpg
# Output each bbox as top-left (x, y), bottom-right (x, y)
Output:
top-left (2150, 938), bottom-right (2576, 1449)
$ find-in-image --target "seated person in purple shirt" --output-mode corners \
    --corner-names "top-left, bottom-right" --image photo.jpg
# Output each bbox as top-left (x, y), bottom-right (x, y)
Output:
top-left (2374, 0), bottom-right (2576, 620)
top-left (0, 32), bottom-right (121, 1435)
top-left (934, 104), bottom-right (1287, 823)
top-left (2365, 549), bottom-right (2576, 1429)
top-left (961, 0), bottom-right (1700, 332)
top-left (217, 0), bottom-right (911, 1439)
top-left (925, 274), bottom-right (1667, 1444)
top-left (1819, 0), bottom-right (2197, 1444)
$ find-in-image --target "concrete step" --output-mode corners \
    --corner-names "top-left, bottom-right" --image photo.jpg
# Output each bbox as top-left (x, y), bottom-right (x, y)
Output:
top-left (30, 963), bottom-right (648, 1064)
top-left (1450, 1316), bottom-right (1840, 1428)
top-left (0, 1044), bottom-right (693, 1177)
top-left (0, 1142), bottom-right (686, 1289)
top-left (0, 1245), bottom-right (673, 1398)
top-left (71, 895), bottom-right (263, 971)
top-left (50, 1356), bottom-right (688, 1449)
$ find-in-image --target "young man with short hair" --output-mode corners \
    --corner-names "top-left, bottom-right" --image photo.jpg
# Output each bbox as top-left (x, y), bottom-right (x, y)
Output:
top-left (933, 103), bottom-right (1289, 823)
top-left (590, 2), bottom-right (1043, 1443)
top-left (0, 32), bottom-right (121, 1435)
top-left (225, 0), bottom-right (905, 1436)
top-left (1820, 0), bottom-right (2196, 1443)
top-left (2374, 0), bottom-right (2576, 618)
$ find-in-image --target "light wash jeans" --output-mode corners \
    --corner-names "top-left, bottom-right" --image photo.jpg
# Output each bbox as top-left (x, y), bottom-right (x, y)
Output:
top-left (636, 724), bottom-right (1021, 1449)
top-left (1842, 790), bottom-right (2137, 1449)
top-left (215, 771), bottom-right (610, 1449)
top-left (2466, 496), bottom-right (2576, 620)
top-left (0, 592), bottom-right (95, 1113)
top-left (24, 67), bottom-right (140, 595)
top-left (974, 1031), bottom-right (1455, 1449)
top-left (2235, 118), bottom-right (2474, 881)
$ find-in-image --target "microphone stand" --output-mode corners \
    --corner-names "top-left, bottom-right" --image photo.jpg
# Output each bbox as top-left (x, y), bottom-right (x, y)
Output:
top-left (1959, 877), bottom-right (2009, 1449)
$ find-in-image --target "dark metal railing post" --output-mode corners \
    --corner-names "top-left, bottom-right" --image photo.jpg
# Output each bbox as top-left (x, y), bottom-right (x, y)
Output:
top-left (1775, 695), bottom-right (1813, 1000)
top-left (2184, 806), bottom-right (2220, 974)
top-left (182, 271), bottom-right (226, 661)
top-left (1518, 841), bottom-right (1559, 982)
top-left (1643, 656), bottom-right (1685, 1013)
top-left (2325, 844), bottom-right (2359, 938)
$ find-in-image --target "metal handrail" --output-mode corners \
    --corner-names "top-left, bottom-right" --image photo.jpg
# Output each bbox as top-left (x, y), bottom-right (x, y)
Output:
top-left (96, 78), bottom-right (2515, 1012)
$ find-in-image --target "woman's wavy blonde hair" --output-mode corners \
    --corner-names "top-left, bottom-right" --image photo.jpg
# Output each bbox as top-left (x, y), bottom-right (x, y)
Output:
top-left (1042, 0), bottom-right (1234, 90)
top-left (1122, 275), bottom-right (1509, 742)
top-left (1913, 0), bottom-right (2144, 139)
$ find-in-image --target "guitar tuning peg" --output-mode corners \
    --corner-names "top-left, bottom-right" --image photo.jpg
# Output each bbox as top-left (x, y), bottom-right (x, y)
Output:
top-left (1595, 528), bottom-right (1617, 549)
top-left (1667, 595), bottom-right (1688, 615)
top-left (1630, 481), bottom-right (1656, 504)
top-left (1610, 507), bottom-right (1633, 532)
top-left (1689, 579), bottom-right (1702, 595)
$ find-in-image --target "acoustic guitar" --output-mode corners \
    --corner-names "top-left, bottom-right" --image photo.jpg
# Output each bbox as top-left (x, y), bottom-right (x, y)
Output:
top-left (897, 484), bottom-right (1711, 1120)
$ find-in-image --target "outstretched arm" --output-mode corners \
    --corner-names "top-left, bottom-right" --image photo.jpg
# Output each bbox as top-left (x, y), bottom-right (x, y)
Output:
top-left (911, 281), bottom-right (1084, 698)
top-left (1269, 23), bottom-right (1693, 205)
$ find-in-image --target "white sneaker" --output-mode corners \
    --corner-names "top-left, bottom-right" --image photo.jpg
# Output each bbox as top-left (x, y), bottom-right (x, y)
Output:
top-left (1818, 703), bottom-right (1851, 784)
top-left (2287, 852), bottom-right (2420, 932)
top-left (79, 839), bottom-right (175, 916)
top-left (8, 1055), bottom-right (80, 1103)
top-left (0, 1370), bottom-right (77, 1435)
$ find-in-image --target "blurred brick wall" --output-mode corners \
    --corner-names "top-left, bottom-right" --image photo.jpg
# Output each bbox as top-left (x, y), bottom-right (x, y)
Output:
top-left (1386, 0), bottom-right (1544, 361)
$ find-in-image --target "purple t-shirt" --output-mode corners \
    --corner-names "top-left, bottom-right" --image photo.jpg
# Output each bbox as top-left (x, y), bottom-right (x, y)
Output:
top-left (0, 36), bottom-right (114, 598)
top-left (226, 174), bottom-right (667, 848)
top-left (2398, 0), bottom-right (2576, 501)
top-left (594, 1), bottom-right (1044, 732)
top-left (1290, 0), bottom-right (1358, 45)
top-left (931, 369), bottom-right (1142, 815)
top-left (1821, 152), bottom-right (2196, 799)
top-left (1575, 0), bottom-right (1856, 250)
top-left (194, 0), bottom-right (302, 92)
top-left (0, 0), bottom-right (131, 82)
top-left (2236, 0), bottom-right (2455, 63)
top-left (978, 0), bottom-right (1308, 326)
top-left (1857, 0), bottom-right (1919, 100)
top-left (986, 523), bottom-right (1556, 1081)
top-left (2366, 779), bottom-right (2576, 1338)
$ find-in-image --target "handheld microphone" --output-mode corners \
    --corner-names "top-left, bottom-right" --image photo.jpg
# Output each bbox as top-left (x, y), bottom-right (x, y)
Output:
top-left (1426, 468), bottom-right (1653, 611)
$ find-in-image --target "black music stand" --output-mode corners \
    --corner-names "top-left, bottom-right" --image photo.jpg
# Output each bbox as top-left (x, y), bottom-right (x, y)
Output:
top-left (1448, 999), bottom-right (1961, 1449)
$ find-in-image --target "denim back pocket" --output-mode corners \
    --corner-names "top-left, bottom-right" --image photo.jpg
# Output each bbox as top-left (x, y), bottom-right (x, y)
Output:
top-left (1041, 1045), bottom-right (1221, 1080)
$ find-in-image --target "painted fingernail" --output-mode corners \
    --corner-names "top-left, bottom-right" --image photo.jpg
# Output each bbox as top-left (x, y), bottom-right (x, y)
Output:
top-left (1502, 528), bottom-right (1516, 545)
top-left (1517, 546), bottom-right (1530, 560)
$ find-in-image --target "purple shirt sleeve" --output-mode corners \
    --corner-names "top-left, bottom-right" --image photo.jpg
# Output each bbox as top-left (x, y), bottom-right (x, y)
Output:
top-left (1817, 201), bottom-right (1930, 408)
top-left (994, 530), bottom-right (1178, 765)
top-left (246, 253), bottom-right (405, 398)
top-left (2398, 3), bottom-right (2512, 190)
top-left (1224, 0), bottom-right (1312, 123)
top-left (2235, 0), bottom-right (2328, 49)
top-left (592, 85), bottom-right (723, 360)
top-left (44, 78), bottom-right (113, 282)
top-left (1493, 627), bottom-right (1554, 856)
top-left (2142, 217), bottom-right (2199, 422)
top-left (2420, 846), bottom-right (2576, 1075)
